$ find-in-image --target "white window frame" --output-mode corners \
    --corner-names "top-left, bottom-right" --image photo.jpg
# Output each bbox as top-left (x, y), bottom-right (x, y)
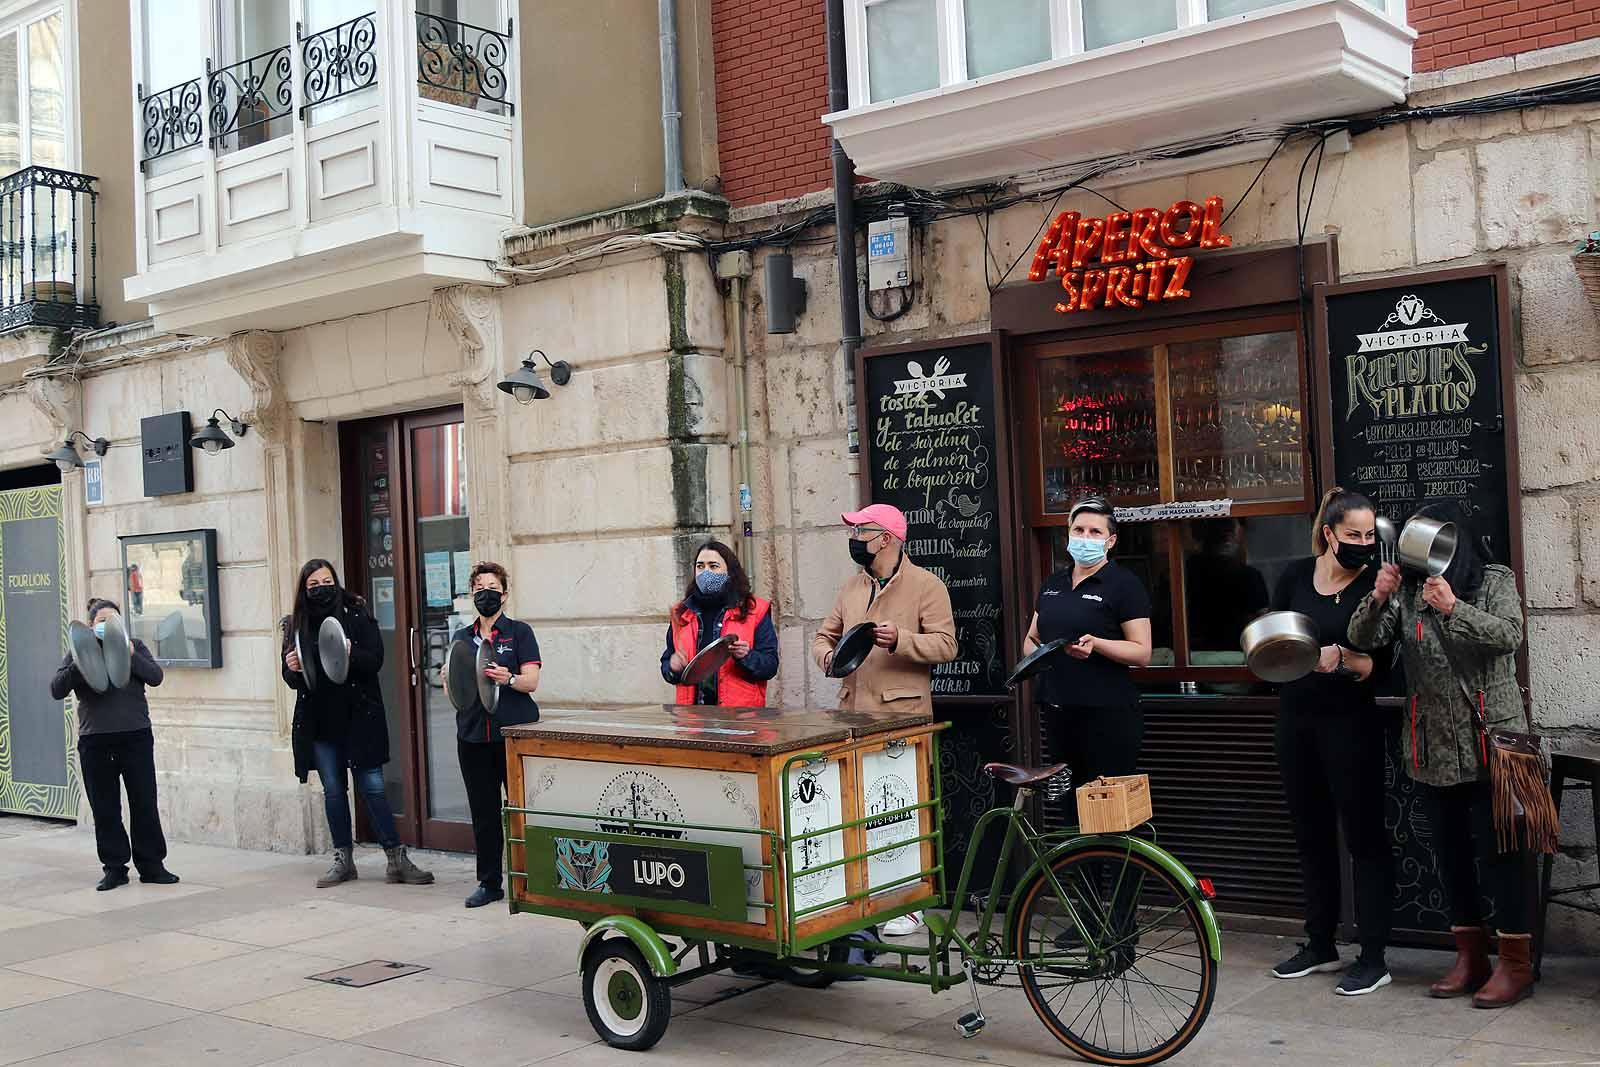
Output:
top-left (846, 0), bottom-right (1407, 107)
top-left (0, 0), bottom-right (77, 174)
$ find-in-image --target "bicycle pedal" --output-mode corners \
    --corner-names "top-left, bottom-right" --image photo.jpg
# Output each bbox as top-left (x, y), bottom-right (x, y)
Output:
top-left (954, 1011), bottom-right (987, 1039)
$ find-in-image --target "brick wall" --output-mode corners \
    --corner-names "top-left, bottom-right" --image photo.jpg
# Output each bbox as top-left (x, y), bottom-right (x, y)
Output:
top-left (710, 0), bottom-right (832, 206)
top-left (1412, 0), bottom-right (1600, 71)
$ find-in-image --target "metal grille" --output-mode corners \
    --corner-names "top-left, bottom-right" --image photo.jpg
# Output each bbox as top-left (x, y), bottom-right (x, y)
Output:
top-left (207, 45), bottom-right (295, 149)
top-left (138, 79), bottom-right (203, 169)
top-left (415, 11), bottom-right (513, 113)
top-left (1039, 700), bottom-right (1305, 917)
top-left (299, 13), bottom-right (379, 117)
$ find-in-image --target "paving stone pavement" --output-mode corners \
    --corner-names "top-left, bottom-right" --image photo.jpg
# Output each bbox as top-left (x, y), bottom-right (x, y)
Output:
top-left (1, 816), bottom-right (1597, 1066)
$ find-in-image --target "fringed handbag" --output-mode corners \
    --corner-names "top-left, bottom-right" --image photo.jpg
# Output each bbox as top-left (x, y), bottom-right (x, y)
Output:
top-left (1427, 615), bottom-right (1559, 855)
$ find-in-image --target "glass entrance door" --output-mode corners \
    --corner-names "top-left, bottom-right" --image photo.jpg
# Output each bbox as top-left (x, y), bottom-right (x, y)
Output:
top-left (341, 407), bottom-right (472, 852)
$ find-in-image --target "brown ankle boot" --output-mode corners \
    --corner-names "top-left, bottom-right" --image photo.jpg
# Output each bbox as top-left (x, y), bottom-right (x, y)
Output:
top-left (1429, 926), bottom-right (1491, 998)
top-left (1473, 933), bottom-right (1534, 1009)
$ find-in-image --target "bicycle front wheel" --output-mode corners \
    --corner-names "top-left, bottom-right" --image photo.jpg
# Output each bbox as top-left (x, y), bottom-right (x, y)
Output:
top-left (1010, 846), bottom-right (1217, 1066)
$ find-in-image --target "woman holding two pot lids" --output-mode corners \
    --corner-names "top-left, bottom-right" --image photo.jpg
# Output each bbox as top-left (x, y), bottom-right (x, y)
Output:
top-left (1022, 497), bottom-right (1153, 815)
top-left (283, 560), bottom-right (433, 889)
top-left (453, 561), bottom-right (541, 909)
top-left (1267, 488), bottom-right (1393, 996)
top-left (1348, 502), bottom-right (1534, 1008)
top-left (661, 540), bottom-right (779, 706)
top-left (51, 598), bottom-right (178, 891)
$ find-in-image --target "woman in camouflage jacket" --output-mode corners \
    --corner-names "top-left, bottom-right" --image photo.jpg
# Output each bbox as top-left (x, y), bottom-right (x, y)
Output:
top-left (1347, 503), bottom-right (1532, 1009)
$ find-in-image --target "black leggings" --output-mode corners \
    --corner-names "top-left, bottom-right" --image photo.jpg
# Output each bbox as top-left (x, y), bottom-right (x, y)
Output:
top-left (1042, 702), bottom-right (1143, 823)
top-left (1417, 779), bottom-right (1530, 935)
top-left (1275, 707), bottom-right (1394, 957)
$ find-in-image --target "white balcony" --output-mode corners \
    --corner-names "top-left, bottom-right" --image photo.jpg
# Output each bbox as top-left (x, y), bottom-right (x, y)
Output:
top-left (823, 0), bottom-right (1414, 190)
top-left (125, 4), bottom-right (520, 335)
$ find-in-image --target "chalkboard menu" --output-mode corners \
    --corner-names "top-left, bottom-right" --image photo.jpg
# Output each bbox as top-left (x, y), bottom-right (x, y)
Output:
top-left (1321, 269), bottom-right (1517, 568)
top-left (860, 339), bottom-right (1010, 699)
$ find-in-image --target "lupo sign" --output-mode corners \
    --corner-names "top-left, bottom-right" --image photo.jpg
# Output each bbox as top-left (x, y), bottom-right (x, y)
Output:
top-left (1027, 196), bottom-right (1234, 315)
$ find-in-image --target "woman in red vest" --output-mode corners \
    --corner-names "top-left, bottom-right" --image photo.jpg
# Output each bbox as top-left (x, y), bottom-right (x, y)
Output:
top-left (661, 540), bottom-right (778, 706)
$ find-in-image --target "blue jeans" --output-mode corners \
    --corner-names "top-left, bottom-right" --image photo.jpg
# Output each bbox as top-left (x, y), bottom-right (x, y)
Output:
top-left (312, 740), bottom-right (400, 850)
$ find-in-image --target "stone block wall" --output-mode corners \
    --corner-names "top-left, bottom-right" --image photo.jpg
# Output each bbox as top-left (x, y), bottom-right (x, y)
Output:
top-left (498, 250), bottom-right (734, 709)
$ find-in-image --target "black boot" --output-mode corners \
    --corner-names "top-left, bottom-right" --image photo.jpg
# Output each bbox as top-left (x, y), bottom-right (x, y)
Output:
top-left (139, 867), bottom-right (180, 885)
top-left (96, 869), bottom-right (129, 891)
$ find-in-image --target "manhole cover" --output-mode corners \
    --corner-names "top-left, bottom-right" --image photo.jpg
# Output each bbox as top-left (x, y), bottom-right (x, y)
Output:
top-left (308, 961), bottom-right (428, 988)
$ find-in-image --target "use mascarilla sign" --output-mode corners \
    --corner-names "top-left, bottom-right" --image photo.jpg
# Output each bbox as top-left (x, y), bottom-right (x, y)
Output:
top-left (1027, 196), bottom-right (1234, 315)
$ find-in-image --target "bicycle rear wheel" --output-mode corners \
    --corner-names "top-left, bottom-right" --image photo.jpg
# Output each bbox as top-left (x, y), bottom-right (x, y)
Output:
top-left (1010, 846), bottom-right (1216, 1066)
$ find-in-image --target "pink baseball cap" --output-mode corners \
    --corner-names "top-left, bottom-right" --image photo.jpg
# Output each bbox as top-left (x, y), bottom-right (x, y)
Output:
top-left (842, 503), bottom-right (907, 542)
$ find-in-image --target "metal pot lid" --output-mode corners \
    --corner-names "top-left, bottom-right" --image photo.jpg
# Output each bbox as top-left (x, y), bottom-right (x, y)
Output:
top-left (475, 638), bottom-right (500, 715)
top-left (828, 622), bottom-right (877, 679)
top-left (67, 620), bottom-right (110, 695)
top-left (1005, 638), bottom-right (1067, 690)
top-left (445, 638), bottom-right (478, 713)
top-left (296, 629), bottom-right (320, 693)
top-left (101, 613), bottom-right (132, 690)
top-left (682, 634), bottom-right (736, 686)
top-left (318, 615), bottom-right (350, 686)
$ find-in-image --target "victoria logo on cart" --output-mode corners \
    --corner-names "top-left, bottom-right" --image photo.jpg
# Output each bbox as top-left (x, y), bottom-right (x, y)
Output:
top-left (893, 356), bottom-right (967, 399)
top-left (1346, 295), bottom-right (1481, 420)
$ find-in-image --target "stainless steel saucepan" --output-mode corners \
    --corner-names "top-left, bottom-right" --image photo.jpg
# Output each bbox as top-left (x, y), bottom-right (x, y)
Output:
top-left (1240, 611), bottom-right (1320, 683)
top-left (1397, 515), bottom-right (1456, 577)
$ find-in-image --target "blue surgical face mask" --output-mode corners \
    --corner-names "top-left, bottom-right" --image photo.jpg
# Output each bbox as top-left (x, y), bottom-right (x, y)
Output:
top-left (93, 621), bottom-right (108, 640)
top-left (694, 569), bottom-right (730, 598)
top-left (1067, 537), bottom-right (1108, 568)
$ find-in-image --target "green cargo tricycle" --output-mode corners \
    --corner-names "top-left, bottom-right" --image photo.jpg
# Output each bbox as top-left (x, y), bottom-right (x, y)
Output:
top-left (502, 706), bottom-right (1221, 1066)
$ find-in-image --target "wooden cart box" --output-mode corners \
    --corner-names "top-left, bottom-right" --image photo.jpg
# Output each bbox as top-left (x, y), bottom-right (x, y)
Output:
top-left (503, 705), bottom-right (941, 947)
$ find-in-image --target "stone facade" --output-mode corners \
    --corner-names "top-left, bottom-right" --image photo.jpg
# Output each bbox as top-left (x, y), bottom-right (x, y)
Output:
top-left (2, 41), bottom-right (1596, 952)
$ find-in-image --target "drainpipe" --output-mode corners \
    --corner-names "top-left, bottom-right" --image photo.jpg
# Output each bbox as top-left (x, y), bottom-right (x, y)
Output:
top-left (716, 252), bottom-right (757, 581)
top-left (659, 0), bottom-right (685, 194)
top-left (825, 0), bottom-right (862, 457)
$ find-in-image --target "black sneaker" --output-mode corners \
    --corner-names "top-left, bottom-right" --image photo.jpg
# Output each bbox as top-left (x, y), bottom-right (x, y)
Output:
top-left (1272, 943), bottom-right (1341, 979)
top-left (1335, 956), bottom-right (1392, 996)
top-left (95, 869), bottom-right (129, 892)
top-left (464, 883), bottom-right (504, 909)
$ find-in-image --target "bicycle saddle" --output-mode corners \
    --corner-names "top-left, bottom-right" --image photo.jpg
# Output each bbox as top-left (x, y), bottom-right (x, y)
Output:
top-left (984, 762), bottom-right (1068, 786)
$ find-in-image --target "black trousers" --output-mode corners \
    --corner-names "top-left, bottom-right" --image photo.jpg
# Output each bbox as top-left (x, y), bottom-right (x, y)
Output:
top-left (78, 728), bottom-right (167, 877)
top-left (1275, 708), bottom-right (1394, 957)
top-left (1042, 701), bottom-right (1144, 824)
top-left (1417, 779), bottom-right (1530, 935)
top-left (458, 739), bottom-right (507, 888)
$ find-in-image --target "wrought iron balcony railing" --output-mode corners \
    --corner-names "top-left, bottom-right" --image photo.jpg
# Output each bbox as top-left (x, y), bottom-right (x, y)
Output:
top-left (208, 45), bottom-right (295, 150)
top-left (0, 166), bottom-right (98, 333)
top-left (138, 78), bottom-right (204, 170)
top-left (416, 12), bottom-right (514, 113)
top-left (299, 12), bottom-right (379, 116)
top-left (134, 9), bottom-right (516, 168)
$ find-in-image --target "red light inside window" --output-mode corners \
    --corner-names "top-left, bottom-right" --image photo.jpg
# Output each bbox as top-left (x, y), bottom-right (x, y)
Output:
top-left (1197, 878), bottom-right (1216, 900)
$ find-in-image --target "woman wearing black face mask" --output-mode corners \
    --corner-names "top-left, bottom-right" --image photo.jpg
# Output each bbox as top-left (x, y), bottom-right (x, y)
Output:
top-left (1268, 488), bottom-right (1392, 996)
top-left (452, 560), bottom-right (541, 908)
top-left (283, 559), bottom-right (432, 888)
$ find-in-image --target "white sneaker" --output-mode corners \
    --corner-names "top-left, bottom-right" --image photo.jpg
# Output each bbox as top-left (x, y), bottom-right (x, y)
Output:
top-left (882, 912), bottom-right (926, 937)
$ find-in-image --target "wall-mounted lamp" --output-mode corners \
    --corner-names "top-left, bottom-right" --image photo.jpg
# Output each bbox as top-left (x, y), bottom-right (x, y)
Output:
top-left (189, 409), bottom-right (248, 455)
top-left (497, 349), bottom-right (573, 405)
top-left (46, 430), bottom-right (109, 472)
top-left (764, 251), bottom-right (807, 334)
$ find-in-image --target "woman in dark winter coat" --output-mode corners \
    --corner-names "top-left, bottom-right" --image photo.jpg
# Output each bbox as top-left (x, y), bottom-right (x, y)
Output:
top-left (282, 558), bottom-right (431, 888)
top-left (51, 598), bottom-right (178, 891)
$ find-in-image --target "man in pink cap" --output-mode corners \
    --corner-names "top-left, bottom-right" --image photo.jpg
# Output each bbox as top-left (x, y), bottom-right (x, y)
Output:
top-left (812, 503), bottom-right (956, 717)
top-left (812, 503), bottom-right (955, 938)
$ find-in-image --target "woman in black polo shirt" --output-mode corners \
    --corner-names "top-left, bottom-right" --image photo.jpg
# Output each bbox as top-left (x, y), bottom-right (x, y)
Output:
top-left (453, 560), bottom-right (541, 909)
top-left (1022, 496), bottom-right (1153, 817)
top-left (1269, 488), bottom-right (1390, 997)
